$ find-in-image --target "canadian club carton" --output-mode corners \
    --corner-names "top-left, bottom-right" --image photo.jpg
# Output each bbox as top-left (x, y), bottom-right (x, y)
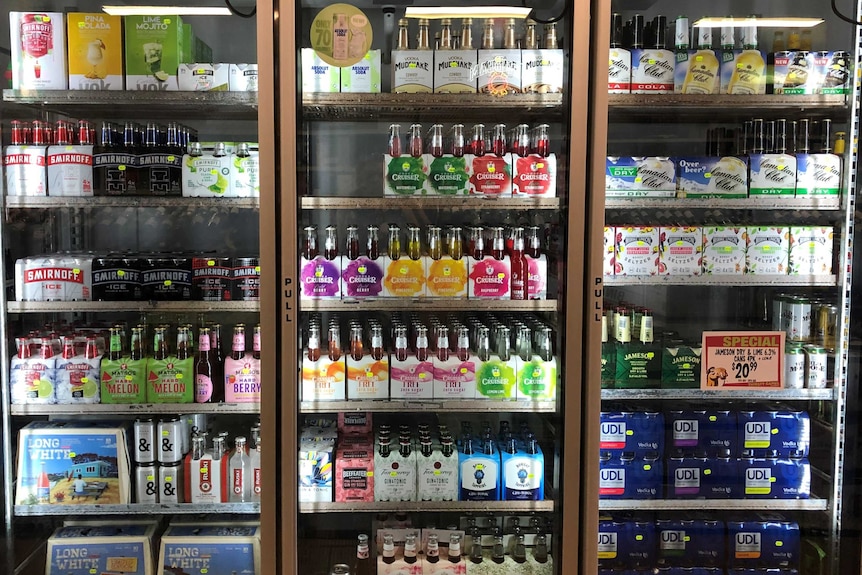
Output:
top-left (10, 12), bottom-right (68, 90)
top-left (124, 15), bottom-right (184, 90)
top-left (631, 48), bottom-right (675, 94)
top-left (796, 152), bottom-right (841, 196)
top-left (66, 13), bottom-right (124, 90)
top-left (47, 143), bottom-right (94, 196)
top-left (15, 421), bottom-right (131, 505)
top-left (146, 355), bottom-right (194, 403)
top-left (4, 144), bottom-right (47, 196)
top-left (158, 524), bottom-right (261, 575)
top-left (46, 524), bottom-right (156, 575)
top-left (192, 257), bottom-right (232, 301)
top-left (100, 356), bottom-right (147, 403)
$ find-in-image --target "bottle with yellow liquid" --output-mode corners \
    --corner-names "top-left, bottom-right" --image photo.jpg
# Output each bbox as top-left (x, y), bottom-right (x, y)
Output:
top-left (724, 23), bottom-right (766, 94)
top-left (681, 26), bottom-right (719, 94)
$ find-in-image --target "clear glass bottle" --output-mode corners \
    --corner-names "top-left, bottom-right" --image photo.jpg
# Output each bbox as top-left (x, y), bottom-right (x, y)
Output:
top-left (228, 436), bottom-right (252, 502)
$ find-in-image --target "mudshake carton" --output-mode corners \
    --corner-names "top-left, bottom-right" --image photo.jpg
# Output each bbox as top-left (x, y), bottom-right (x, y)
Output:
top-left (745, 227), bottom-right (789, 274)
top-left (392, 47), bottom-right (433, 93)
top-left (385, 154), bottom-right (431, 196)
top-left (178, 63), bottom-right (230, 91)
top-left (435, 48), bottom-right (477, 93)
top-left (383, 256), bottom-right (427, 298)
top-left (16, 421), bottom-right (131, 505)
top-left (676, 156), bottom-right (749, 199)
top-left (301, 357), bottom-right (346, 401)
top-left (615, 226), bottom-right (659, 276)
top-left (341, 50), bottom-right (381, 93)
top-left (67, 13), bottom-right (124, 90)
top-left (159, 524), bottom-right (261, 575)
top-left (702, 226), bottom-right (747, 275)
top-left (124, 15), bottom-right (184, 91)
top-left (788, 226), bottom-right (834, 275)
top-left (659, 226), bottom-right (702, 276)
top-left (46, 524), bottom-right (156, 575)
top-left (10, 12), bottom-right (68, 90)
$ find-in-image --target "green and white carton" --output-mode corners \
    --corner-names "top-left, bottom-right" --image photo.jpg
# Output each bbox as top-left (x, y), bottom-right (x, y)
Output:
top-left (146, 355), bottom-right (193, 403)
top-left (340, 50), bottom-right (381, 93)
top-left (100, 356), bottom-right (147, 404)
top-left (124, 15), bottom-right (184, 90)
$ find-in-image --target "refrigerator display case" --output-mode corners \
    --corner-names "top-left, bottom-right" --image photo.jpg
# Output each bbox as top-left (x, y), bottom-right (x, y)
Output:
top-left (592, 1), bottom-right (862, 573)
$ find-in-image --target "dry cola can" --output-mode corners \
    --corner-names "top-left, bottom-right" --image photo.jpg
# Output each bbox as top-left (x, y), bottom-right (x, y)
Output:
top-left (192, 257), bottom-right (233, 301)
top-left (330, 565), bottom-right (351, 575)
top-left (135, 463), bottom-right (159, 503)
top-left (784, 346), bottom-right (806, 389)
top-left (784, 296), bottom-right (811, 342)
top-left (805, 345), bottom-right (828, 389)
top-left (159, 462), bottom-right (185, 503)
top-left (157, 417), bottom-right (183, 464)
top-left (134, 417), bottom-right (156, 464)
top-left (816, 304), bottom-right (838, 351)
top-left (232, 257), bottom-right (261, 301)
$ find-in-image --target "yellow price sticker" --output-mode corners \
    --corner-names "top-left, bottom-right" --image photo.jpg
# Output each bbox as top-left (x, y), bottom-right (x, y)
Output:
top-left (177, 373), bottom-right (184, 379)
top-left (164, 280), bottom-right (172, 286)
top-left (126, 375), bottom-right (133, 381)
top-left (208, 260), bottom-right (215, 266)
top-left (119, 165), bottom-right (126, 171)
top-left (81, 377), bottom-right (89, 383)
top-left (117, 270), bottom-right (125, 277)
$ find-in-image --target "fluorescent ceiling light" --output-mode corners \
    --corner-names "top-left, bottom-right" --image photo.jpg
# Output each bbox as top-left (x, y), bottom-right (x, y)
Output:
top-left (693, 17), bottom-right (823, 28)
top-left (404, 6), bottom-right (532, 19)
top-left (102, 5), bottom-right (232, 16)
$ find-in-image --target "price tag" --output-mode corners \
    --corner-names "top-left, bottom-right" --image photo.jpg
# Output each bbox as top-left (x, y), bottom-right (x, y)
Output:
top-left (701, 331), bottom-right (785, 389)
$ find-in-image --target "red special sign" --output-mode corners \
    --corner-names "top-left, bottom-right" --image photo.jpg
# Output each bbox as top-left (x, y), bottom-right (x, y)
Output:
top-left (701, 331), bottom-right (785, 389)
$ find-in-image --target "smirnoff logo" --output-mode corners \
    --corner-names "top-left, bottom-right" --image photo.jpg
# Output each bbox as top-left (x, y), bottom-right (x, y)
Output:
top-left (142, 270), bottom-right (191, 284)
top-left (139, 154), bottom-right (181, 167)
top-left (233, 267), bottom-right (260, 278)
top-left (193, 267), bottom-right (231, 278)
top-left (4, 153), bottom-right (46, 166)
top-left (47, 153), bottom-right (92, 165)
top-left (94, 153), bottom-right (135, 166)
top-left (93, 270), bottom-right (141, 284)
top-left (25, 268), bottom-right (84, 283)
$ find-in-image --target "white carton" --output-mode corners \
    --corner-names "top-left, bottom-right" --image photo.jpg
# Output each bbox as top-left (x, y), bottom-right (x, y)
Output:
top-left (659, 226), bottom-right (702, 276)
top-left (229, 63), bottom-right (258, 91)
top-left (299, 437), bottom-right (334, 502)
top-left (433, 354), bottom-right (477, 400)
top-left (417, 446), bottom-right (459, 501)
top-left (605, 156), bottom-right (676, 197)
top-left (55, 344), bottom-right (101, 404)
top-left (4, 145), bottom-right (47, 196)
top-left (796, 153), bottom-right (842, 196)
top-left (182, 143), bottom-right (233, 197)
top-left (10, 12), bottom-right (68, 90)
top-left (301, 48), bottom-right (339, 93)
top-left (789, 226), bottom-right (833, 275)
top-left (159, 524), bottom-right (261, 575)
top-left (340, 50), bottom-right (381, 93)
top-left (230, 144), bottom-right (260, 197)
top-left (46, 524), bottom-right (156, 575)
top-left (434, 50), bottom-right (478, 93)
top-left (676, 156), bottom-right (748, 199)
top-left (390, 354), bottom-right (434, 399)
top-left (392, 49), bottom-right (433, 93)
top-left (521, 48), bottom-right (565, 94)
top-left (346, 353), bottom-right (389, 400)
top-left (702, 226), bottom-right (747, 275)
top-left (47, 145), bottom-right (94, 196)
top-left (374, 447), bottom-right (417, 501)
top-left (749, 153), bottom-right (797, 196)
top-left (178, 63), bottom-right (230, 91)
top-left (301, 357), bottom-right (346, 401)
top-left (614, 226), bottom-right (659, 276)
top-left (476, 49), bottom-right (522, 95)
top-left (631, 48), bottom-right (674, 94)
top-left (746, 226), bottom-right (789, 274)
top-left (604, 226), bottom-right (616, 276)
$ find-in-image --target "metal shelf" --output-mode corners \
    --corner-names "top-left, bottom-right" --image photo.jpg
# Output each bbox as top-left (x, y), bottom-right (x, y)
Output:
top-left (300, 400), bottom-right (557, 413)
top-left (599, 498), bottom-right (828, 511)
top-left (4, 196), bottom-right (260, 210)
top-left (608, 94), bottom-right (847, 120)
top-left (301, 299), bottom-right (558, 312)
top-left (8, 301), bottom-right (260, 313)
top-left (11, 402), bottom-right (260, 416)
top-left (14, 503), bottom-right (260, 516)
top-left (2, 89), bottom-right (258, 120)
top-left (299, 500), bottom-right (554, 513)
top-left (302, 93), bottom-right (564, 121)
top-left (604, 275), bottom-right (837, 287)
top-left (602, 388), bottom-right (835, 401)
top-left (604, 197), bottom-right (842, 211)
top-left (301, 197), bottom-right (561, 210)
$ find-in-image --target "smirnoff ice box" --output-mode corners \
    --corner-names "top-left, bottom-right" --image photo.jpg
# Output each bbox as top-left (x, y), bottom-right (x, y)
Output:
top-left (11, 339), bottom-right (56, 404)
top-left (124, 15), bottom-right (184, 91)
top-left (434, 49), bottom-right (478, 93)
top-left (10, 12), bottom-right (68, 90)
top-left (56, 340), bottom-right (101, 404)
top-left (676, 157), bottom-right (748, 198)
top-left (16, 254), bottom-right (93, 301)
top-left (229, 63), bottom-right (258, 91)
top-left (301, 357), bottom-right (346, 401)
top-left (746, 227), bottom-right (790, 274)
top-left (159, 524), bottom-right (261, 575)
top-left (513, 154), bottom-right (557, 197)
top-left (659, 226), bottom-right (702, 276)
top-left (604, 226), bottom-right (616, 276)
top-left (468, 154), bottom-right (513, 196)
top-left (67, 13), bottom-right (123, 90)
top-left (749, 153), bottom-right (797, 196)
top-left (702, 227), bottom-right (746, 275)
top-left (341, 50), bottom-right (381, 93)
top-left (178, 63), bottom-right (230, 91)
top-left (47, 144), bottom-right (94, 196)
top-left (4, 145), bottom-right (47, 196)
top-left (335, 439), bottom-right (374, 502)
top-left (182, 143), bottom-right (233, 197)
top-left (301, 48), bottom-right (340, 93)
top-left (614, 226), bottom-right (659, 276)
top-left (299, 436), bottom-right (334, 502)
top-left (384, 154), bottom-right (430, 196)
top-left (631, 48), bottom-right (675, 93)
top-left (606, 157), bottom-right (676, 197)
top-left (16, 421), bottom-right (131, 505)
top-left (46, 524), bottom-right (156, 575)
top-left (789, 226), bottom-right (833, 275)
top-left (796, 153), bottom-right (842, 196)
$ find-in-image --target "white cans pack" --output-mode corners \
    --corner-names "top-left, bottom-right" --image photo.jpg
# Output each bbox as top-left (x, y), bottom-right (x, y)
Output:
top-left (15, 254), bottom-right (92, 301)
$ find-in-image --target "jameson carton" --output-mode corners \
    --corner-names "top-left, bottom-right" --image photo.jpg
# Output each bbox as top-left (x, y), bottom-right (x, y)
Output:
top-left (662, 343), bottom-right (702, 388)
top-left (702, 226), bottom-right (747, 275)
top-left (16, 421), bottom-right (131, 505)
top-left (146, 354), bottom-right (194, 403)
top-left (10, 12), bottom-right (68, 90)
top-left (746, 226), bottom-right (790, 275)
top-left (46, 524), bottom-right (156, 575)
top-left (341, 50), bottom-right (381, 93)
top-left (67, 13), bottom-right (124, 90)
top-left (124, 15), bottom-right (184, 91)
top-left (789, 226), bottom-right (833, 275)
top-left (178, 63), bottom-right (230, 91)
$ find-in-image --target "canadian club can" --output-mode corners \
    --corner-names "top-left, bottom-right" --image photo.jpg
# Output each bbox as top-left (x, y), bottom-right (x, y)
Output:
top-left (141, 255), bottom-right (192, 300)
top-left (92, 255), bottom-right (142, 301)
top-left (192, 257), bottom-right (232, 301)
top-left (232, 257), bottom-right (261, 301)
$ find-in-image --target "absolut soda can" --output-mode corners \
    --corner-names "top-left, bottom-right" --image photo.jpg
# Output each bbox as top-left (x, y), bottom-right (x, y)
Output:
top-left (92, 255), bottom-right (142, 301)
top-left (159, 462), bottom-right (184, 503)
top-left (784, 346), bottom-right (806, 389)
top-left (141, 255), bottom-right (192, 300)
top-left (133, 417), bottom-right (156, 464)
top-left (192, 256), bottom-right (232, 301)
top-left (157, 417), bottom-right (183, 464)
top-left (135, 463), bottom-right (159, 503)
top-left (232, 257), bottom-right (261, 301)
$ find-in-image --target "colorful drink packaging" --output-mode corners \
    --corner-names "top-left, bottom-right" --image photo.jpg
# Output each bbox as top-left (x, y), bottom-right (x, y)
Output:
top-left (426, 125), bottom-right (471, 196)
top-left (526, 226), bottom-right (548, 299)
top-left (772, 51), bottom-right (814, 94)
top-left (342, 226), bottom-right (384, 298)
top-left (631, 49), bottom-right (674, 93)
top-left (475, 18), bottom-right (522, 95)
top-left (604, 227), bottom-right (616, 276)
top-left (47, 120), bottom-right (94, 197)
top-left (390, 324), bottom-right (434, 399)
top-left (100, 328), bottom-right (147, 404)
top-left (56, 337), bottom-right (101, 404)
top-left (740, 457), bottom-right (811, 499)
top-left (124, 15), bottom-right (184, 90)
top-left (500, 437), bottom-right (544, 500)
top-left (605, 157), bottom-right (676, 197)
top-left (46, 524), bottom-right (156, 575)
top-left (749, 127), bottom-right (797, 197)
top-left (158, 524), bottom-right (261, 575)
top-left (720, 25), bottom-right (766, 94)
top-left (11, 337), bottom-right (56, 405)
top-left (615, 226), bottom-right (660, 276)
top-left (476, 325), bottom-right (517, 400)
top-left (374, 438), bottom-right (417, 502)
top-left (299, 434), bottom-right (334, 502)
top-left (300, 323), bottom-right (346, 401)
top-left (661, 342), bottom-right (702, 388)
top-left (599, 453), bottom-right (662, 499)
top-left (796, 120), bottom-right (842, 197)
top-left (745, 227), bottom-right (790, 274)
top-left (521, 20), bottom-right (565, 94)
top-left (66, 13), bottom-right (123, 90)
top-left (346, 325), bottom-right (389, 400)
top-left (434, 18), bottom-right (477, 93)
top-left (459, 437), bottom-right (501, 501)
top-left (184, 436), bottom-right (227, 504)
top-left (300, 225), bottom-right (342, 298)
top-left (4, 120), bottom-right (48, 197)
top-left (417, 437), bottom-right (459, 501)
top-left (335, 438), bottom-right (374, 502)
top-left (675, 25), bottom-right (720, 94)
top-left (300, 48), bottom-right (340, 93)
top-left (146, 327), bottom-right (194, 403)
top-left (385, 124), bottom-right (430, 196)
top-left (177, 63), bottom-right (230, 91)
top-left (420, 529), bottom-right (467, 575)
top-left (229, 63), bottom-right (258, 91)
top-left (788, 226), bottom-right (833, 275)
top-left (468, 124), bottom-right (513, 196)
top-left (513, 124), bottom-right (556, 198)
top-left (375, 529), bottom-right (423, 575)
top-left (391, 18), bottom-right (433, 93)
top-left (182, 142), bottom-right (233, 197)
top-left (224, 325), bottom-right (261, 403)
top-left (383, 225), bottom-right (427, 298)
top-left (702, 226), bottom-right (746, 275)
top-left (426, 225), bottom-right (467, 298)
top-left (340, 50), bottom-right (381, 93)
top-left (659, 226), bottom-right (702, 276)
top-left (469, 227), bottom-right (511, 299)
top-left (516, 325), bottom-right (557, 401)
top-left (432, 325), bottom-right (476, 400)
top-left (10, 12), bottom-right (67, 90)
top-left (727, 517), bottom-right (800, 569)
top-left (738, 410), bottom-right (810, 457)
top-left (230, 142), bottom-right (260, 197)
top-left (813, 50), bottom-right (851, 94)
top-left (676, 157), bottom-right (749, 199)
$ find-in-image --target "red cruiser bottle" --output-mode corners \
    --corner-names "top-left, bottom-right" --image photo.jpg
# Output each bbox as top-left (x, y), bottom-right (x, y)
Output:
top-left (388, 124), bottom-right (402, 157)
top-left (510, 227), bottom-right (528, 300)
top-left (409, 124), bottom-right (423, 158)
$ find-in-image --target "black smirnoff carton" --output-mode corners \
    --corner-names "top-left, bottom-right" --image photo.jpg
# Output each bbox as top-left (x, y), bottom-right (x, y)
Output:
top-left (47, 143), bottom-right (94, 196)
top-left (16, 254), bottom-right (92, 301)
top-left (4, 144), bottom-right (47, 196)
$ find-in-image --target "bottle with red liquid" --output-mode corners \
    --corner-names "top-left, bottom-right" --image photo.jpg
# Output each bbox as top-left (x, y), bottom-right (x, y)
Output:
top-left (415, 326), bottom-right (430, 362)
top-left (366, 225), bottom-right (380, 260)
top-left (394, 326), bottom-right (409, 361)
top-left (493, 124), bottom-right (507, 157)
top-left (470, 226), bottom-right (485, 259)
top-left (471, 124), bottom-right (486, 156)
top-left (451, 124), bottom-right (465, 157)
top-left (409, 124), bottom-right (423, 158)
top-left (345, 225), bottom-right (360, 260)
top-left (302, 225), bottom-right (319, 260)
top-left (534, 124), bottom-right (550, 157)
top-left (515, 124), bottom-right (531, 157)
top-left (324, 225), bottom-right (339, 260)
top-left (510, 227), bottom-right (528, 300)
top-left (388, 124), bottom-right (402, 157)
top-left (490, 227), bottom-right (506, 260)
top-left (428, 124), bottom-right (444, 158)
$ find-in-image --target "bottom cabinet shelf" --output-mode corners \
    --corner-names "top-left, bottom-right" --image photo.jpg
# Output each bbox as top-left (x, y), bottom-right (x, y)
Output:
top-left (598, 498), bottom-right (828, 511)
top-left (14, 502), bottom-right (261, 516)
top-left (298, 500), bottom-right (555, 513)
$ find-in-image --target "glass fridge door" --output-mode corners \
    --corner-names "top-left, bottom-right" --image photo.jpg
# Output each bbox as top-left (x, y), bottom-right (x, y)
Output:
top-left (286, 0), bottom-right (594, 573)
top-left (596, 2), bottom-right (860, 574)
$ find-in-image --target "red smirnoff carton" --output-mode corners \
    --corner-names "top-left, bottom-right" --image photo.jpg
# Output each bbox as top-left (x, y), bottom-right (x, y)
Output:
top-left (513, 154), bottom-right (556, 197)
top-left (4, 145), bottom-right (47, 196)
top-left (468, 154), bottom-right (513, 196)
top-left (468, 256), bottom-right (511, 299)
top-left (527, 254), bottom-right (547, 299)
top-left (47, 144), bottom-right (94, 196)
top-left (335, 438), bottom-right (374, 502)
top-left (10, 12), bottom-right (68, 90)
top-left (16, 255), bottom-right (93, 301)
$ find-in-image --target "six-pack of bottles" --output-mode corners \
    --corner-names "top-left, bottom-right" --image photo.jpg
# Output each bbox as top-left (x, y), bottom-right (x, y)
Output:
top-left (11, 321), bottom-right (261, 405)
top-left (599, 409), bottom-right (811, 501)
top-left (608, 13), bottom-right (850, 96)
top-left (303, 17), bottom-right (564, 95)
top-left (3, 118), bottom-right (260, 198)
top-left (607, 118), bottom-right (844, 199)
top-left (9, 12), bottom-right (257, 91)
top-left (384, 122), bottom-right (556, 198)
top-left (14, 252), bottom-right (260, 302)
top-left (301, 223), bottom-right (548, 301)
top-left (300, 312), bottom-right (556, 402)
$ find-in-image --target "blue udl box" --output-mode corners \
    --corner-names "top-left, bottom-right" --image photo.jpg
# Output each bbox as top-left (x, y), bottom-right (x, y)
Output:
top-left (47, 524), bottom-right (156, 575)
top-left (159, 524), bottom-right (261, 575)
